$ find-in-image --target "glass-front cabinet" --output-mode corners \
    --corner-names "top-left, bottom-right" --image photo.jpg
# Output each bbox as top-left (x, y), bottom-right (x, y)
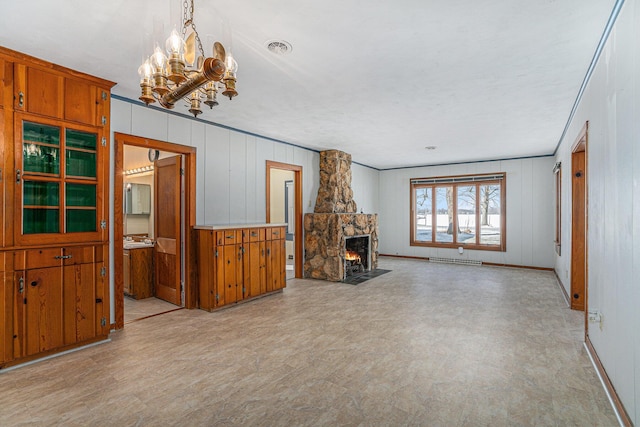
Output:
top-left (16, 114), bottom-right (104, 244)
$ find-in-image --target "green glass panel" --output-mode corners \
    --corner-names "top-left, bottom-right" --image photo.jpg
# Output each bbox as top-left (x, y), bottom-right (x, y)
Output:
top-left (23, 144), bottom-right (60, 174)
top-left (23, 181), bottom-right (59, 206)
top-left (66, 183), bottom-right (96, 207)
top-left (23, 208), bottom-right (59, 234)
top-left (23, 121), bottom-right (60, 145)
top-left (66, 129), bottom-right (97, 150)
top-left (66, 209), bottom-right (96, 232)
top-left (66, 150), bottom-right (96, 177)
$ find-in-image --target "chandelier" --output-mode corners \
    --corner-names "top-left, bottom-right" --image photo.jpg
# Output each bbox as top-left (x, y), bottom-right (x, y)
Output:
top-left (137, 0), bottom-right (238, 117)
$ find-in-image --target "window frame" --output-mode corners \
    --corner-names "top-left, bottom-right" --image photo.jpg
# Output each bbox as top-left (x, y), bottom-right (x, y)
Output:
top-left (410, 172), bottom-right (507, 251)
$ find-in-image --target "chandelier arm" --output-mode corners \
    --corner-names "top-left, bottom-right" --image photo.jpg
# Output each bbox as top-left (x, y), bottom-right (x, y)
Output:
top-left (159, 57), bottom-right (225, 108)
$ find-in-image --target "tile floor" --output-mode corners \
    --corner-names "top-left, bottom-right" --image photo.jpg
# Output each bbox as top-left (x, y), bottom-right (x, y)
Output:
top-left (124, 296), bottom-right (182, 324)
top-left (0, 257), bottom-right (619, 426)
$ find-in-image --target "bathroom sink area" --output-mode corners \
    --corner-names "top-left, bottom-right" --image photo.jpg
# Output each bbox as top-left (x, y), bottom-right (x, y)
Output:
top-left (123, 241), bottom-right (154, 249)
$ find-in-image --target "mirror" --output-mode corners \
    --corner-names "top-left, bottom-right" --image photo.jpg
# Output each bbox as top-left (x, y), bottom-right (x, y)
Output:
top-left (124, 183), bottom-right (151, 215)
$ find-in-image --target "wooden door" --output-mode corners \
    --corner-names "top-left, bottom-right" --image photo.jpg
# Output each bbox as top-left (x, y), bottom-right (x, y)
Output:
top-left (154, 156), bottom-right (182, 305)
top-left (571, 150), bottom-right (586, 311)
top-left (63, 263), bottom-right (96, 345)
top-left (23, 267), bottom-right (63, 356)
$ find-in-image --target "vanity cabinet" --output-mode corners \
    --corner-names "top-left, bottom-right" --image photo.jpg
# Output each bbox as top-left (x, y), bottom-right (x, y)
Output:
top-left (123, 247), bottom-right (153, 299)
top-left (196, 225), bottom-right (286, 311)
top-left (0, 46), bottom-right (114, 369)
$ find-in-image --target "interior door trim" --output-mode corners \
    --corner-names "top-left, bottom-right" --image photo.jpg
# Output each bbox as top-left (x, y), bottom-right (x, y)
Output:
top-left (266, 160), bottom-right (303, 279)
top-left (114, 133), bottom-right (196, 330)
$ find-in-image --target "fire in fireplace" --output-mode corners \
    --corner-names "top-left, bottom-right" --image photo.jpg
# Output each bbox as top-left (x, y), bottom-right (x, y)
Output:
top-left (345, 235), bottom-right (370, 278)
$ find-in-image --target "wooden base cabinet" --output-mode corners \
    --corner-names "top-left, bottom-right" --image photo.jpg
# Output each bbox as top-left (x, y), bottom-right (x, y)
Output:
top-left (196, 225), bottom-right (286, 311)
top-left (123, 247), bottom-right (153, 299)
top-left (8, 245), bottom-right (109, 364)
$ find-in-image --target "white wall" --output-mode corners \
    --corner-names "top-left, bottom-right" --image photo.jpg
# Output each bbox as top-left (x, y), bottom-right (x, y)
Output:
top-left (108, 99), bottom-right (380, 319)
top-left (554, 0), bottom-right (640, 422)
top-left (378, 157), bottom-right (555, 268)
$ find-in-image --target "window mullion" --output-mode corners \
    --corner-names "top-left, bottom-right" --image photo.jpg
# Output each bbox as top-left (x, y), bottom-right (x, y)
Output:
top-left (475, 183), bottom-right (480, 245)
top-left (452, 183), bottom-right (457, 245)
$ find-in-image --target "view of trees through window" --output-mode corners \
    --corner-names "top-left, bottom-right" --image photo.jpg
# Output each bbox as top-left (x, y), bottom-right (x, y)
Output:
top-left (411, 174), bottom-right (505, 250)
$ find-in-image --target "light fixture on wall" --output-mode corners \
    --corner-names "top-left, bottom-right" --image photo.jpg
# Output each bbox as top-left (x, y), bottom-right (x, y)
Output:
top-left (125, 165), bottom-right (154, 176)
top-left (138, 0), bottom-right (238, 117)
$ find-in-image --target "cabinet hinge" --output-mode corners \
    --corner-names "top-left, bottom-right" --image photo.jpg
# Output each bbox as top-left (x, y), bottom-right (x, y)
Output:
top-left (100, 266), bottom-right (107, 277)
top-left (215, 294), bottom-right (219, 302)
top-left (100, 220), bottom-right (107, 229)
top-left (215, 250), bottom-right (218, 257)
top-left (180, 168), bottom-right (185, 176)
top-left (101, 116), bottom-right (107, 126)
top-left (101, 317), bottom-right (107, 327)
top-left (18, 277), bottom-right (24, 294)
top-left (101, 91), bottom-right (108, 101)
top-left (101, 137), bottom-right (107, 147)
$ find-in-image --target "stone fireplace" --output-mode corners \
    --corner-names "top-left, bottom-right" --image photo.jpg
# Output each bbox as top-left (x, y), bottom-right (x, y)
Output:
top-left (304, 150), bottom-right (379, 281)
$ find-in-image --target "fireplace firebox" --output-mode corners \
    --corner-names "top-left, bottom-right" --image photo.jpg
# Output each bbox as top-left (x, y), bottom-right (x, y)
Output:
top-left (345, 235), bottom-right (370, 278)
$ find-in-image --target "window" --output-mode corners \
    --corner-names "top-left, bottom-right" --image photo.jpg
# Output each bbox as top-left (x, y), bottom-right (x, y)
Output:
top-left (410, 173), bottom-right (506, 251)
top-left (553, 162), bottom-right (561, 255)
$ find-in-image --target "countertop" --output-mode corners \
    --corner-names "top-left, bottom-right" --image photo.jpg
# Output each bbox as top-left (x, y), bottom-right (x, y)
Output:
top-left (193, 223), bottom-right (287, 230)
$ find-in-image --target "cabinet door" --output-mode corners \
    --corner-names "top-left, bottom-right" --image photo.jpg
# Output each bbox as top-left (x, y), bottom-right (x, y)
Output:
top-left (123, 250), bottom-right (131, 295)
top-left (14, 64), bottom-right (64, 118)
top-left (15, 114), bottom-right (104, 245)
top-left (223, 244), bottom-right (238, 305)
top-left (94, 243), bottom-right (109, 337)
top-left (246, 242), bottom-right (260, 298)
top-left (63, 262), bottom-right (96, 345)
top-left (23, 267), bottom-right (63, 356)
top-left (64, 78), bottom-right (97, 126)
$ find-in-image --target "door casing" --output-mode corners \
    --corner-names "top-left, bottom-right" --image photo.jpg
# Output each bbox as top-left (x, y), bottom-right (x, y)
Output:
top-left (266, 161), bottom-right (303, 278)
top-left (113, 133), bottom-right (196, 330)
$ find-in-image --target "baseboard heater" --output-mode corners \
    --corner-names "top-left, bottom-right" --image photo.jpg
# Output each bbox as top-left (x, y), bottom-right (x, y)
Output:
top-left (428, 257), bottom-right (482, 266)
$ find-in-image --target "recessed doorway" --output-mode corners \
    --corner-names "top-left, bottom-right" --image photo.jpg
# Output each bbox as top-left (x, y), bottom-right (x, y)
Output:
top-left (266, 161), bottom-right (303, 279)
top-left (114, 133), bottom-right (197, 329)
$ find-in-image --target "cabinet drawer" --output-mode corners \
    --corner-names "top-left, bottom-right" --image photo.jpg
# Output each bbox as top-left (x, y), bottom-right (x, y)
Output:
top-left (17, 248), bottom-right (62, 269)
top-left (246, 228), bottom-right (264, 242)
top-left (268, 227), bottom-right (284, 240)
top-left (216, 230), bottom-right (238, 245)
top-left (63, 246), bottom-right (95, 265)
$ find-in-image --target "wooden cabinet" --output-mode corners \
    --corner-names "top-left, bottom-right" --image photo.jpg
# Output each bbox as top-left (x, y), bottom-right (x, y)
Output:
top-left (0, 47), bottom-right (114, 369)
top-left (123, 247), bottom-right (153, 299)
top-left (196, 225), bottom-right (286, 311)
top-left (11, 245), bottom-right (109, 360)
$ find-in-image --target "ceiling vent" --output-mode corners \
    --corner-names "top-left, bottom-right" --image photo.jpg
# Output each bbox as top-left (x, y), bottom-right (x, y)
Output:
top-left (265, 40), bottom-right (293, 55)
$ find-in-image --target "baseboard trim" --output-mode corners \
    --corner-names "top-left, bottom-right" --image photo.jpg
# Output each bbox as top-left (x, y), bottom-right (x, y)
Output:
top-left (0, 339), bottom-right (111, 373)
top-left (553, 269), bottom-right (571, 307)
top-left (584, 336), bottom-right (632, 426)
top-left (378, 254), bottom-right (553, 272)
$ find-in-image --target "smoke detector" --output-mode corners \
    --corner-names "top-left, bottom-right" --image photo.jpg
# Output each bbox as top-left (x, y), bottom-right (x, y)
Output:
top-left (265, 39), bottom-right (293, 55)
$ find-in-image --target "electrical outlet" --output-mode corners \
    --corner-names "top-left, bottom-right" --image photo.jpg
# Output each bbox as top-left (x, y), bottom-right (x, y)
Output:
top-left (588, 309), bottom-right (604, 330)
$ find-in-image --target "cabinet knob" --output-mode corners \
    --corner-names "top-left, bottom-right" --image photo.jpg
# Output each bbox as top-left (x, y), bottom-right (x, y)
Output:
top-left (30, 281), bottom-right (38, 287)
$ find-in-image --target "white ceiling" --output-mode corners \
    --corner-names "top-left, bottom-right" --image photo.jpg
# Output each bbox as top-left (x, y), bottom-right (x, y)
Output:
top-left (0, 1), bottom-right (616, 169)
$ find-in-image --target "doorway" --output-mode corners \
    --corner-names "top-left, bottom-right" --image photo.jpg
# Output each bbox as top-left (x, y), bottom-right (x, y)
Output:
top-left (114, 133), bottom-right (197, 329)
top-left (570, 122), bottom-right (588, 313)
top-left (266, 161), bottom-right (303, 279)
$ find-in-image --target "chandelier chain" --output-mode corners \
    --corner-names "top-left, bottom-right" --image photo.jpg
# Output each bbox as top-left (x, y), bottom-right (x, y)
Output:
top-left (182, 0), bottom-right (205, 58)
